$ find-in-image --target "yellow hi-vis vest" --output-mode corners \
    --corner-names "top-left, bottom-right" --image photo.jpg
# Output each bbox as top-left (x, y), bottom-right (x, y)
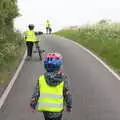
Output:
top-left (25, 30), bottom-right (37, 42)
top-left (45, 22), bottom-right (51, 27)
top-left (36, 75), bottom-right (64, 112)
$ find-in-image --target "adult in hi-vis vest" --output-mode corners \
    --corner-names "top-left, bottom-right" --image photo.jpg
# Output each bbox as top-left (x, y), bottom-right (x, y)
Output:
top-left (25, 24), bottom-right (37, 60)
top-left (45, 20), bottom-right (52, 34)
top-left (30, 52), bottom-right (72, 120)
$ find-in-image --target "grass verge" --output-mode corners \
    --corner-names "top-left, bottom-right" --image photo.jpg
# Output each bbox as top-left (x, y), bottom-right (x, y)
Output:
top-left (0, 45), bottom-right (25, 96)
top-left (55, 23), bottom-right (120, 73)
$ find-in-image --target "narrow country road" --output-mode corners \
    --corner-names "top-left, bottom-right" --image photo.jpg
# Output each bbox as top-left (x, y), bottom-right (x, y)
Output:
top-left (1, 34), bottom-right (120, 120)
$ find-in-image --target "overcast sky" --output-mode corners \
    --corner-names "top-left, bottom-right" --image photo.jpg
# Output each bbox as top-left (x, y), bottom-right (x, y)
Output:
top-left (14, 0), bottom-right (120, 32)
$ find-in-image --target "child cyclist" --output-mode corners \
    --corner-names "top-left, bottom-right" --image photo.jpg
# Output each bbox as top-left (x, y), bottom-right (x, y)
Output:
top-left (30, 52), bottom-right (72, 120)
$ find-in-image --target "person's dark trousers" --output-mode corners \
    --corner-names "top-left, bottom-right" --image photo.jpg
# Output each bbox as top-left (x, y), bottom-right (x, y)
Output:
top-left (43, 112), bottom-right (62, 120)
top-left (49, 28), bottom-right (52, 34)
top-left (46, 27), bottom-right (49, 34)
top-left (26, 42), bottom-right (33, 57)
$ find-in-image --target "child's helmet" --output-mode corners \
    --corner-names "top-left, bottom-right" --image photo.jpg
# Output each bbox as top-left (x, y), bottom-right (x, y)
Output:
top-left (44, 52), bottom-right (63, 72)
top-left (28, 24), bottom-right (34, 29)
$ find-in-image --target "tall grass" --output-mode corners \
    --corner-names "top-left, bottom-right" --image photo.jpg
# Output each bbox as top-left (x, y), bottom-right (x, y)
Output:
top-left (0, 0), bottom-right (25, 87)
top-left (55, 23), bottom-right (120, 72)
top-left (0, 31), bottom-right (24, 69)
top-left (0, 31), bottom-right (25, 84)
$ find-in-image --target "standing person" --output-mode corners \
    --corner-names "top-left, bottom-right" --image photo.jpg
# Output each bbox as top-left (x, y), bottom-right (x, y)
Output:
top-left (25, 24), bottom-right (37, 60)
top-left (30, 52), bottom-right (72, 120)
top-left (45, 20), bottom-right (52, 34)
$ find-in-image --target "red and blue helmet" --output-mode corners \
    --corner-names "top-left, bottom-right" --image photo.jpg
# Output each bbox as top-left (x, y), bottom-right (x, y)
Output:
top-left (44, 52), bottom-right (63, 72)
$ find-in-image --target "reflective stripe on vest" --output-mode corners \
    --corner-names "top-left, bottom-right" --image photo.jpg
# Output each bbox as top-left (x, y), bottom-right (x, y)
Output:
top-left (40, 93), bottom-right (63, 99)
top-left (25, 30), bottom-right (37, 42)
top-left (36, 75), bottom-right (64, 112)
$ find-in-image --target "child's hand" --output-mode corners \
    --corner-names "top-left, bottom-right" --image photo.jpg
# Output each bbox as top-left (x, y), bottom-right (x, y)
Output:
top-left (31, 107), bottom-right (36, 113)
top-left (30, 98), bottom-right (37, 112)
top-left (30, 103), bottom-right (36, 112)
top-left (66, 107), bottom-right (72, 112)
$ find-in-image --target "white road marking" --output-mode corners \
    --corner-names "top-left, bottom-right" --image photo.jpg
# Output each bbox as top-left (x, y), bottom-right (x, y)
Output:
top-left (70, 40), bottom-right (120, 80)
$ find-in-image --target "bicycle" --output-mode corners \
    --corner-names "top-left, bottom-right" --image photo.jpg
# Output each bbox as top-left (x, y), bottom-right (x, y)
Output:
top-left (34, 41), bottom-right (45, 61)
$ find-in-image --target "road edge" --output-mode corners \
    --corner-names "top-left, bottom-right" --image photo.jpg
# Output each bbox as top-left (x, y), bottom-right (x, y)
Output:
top-left (70, 40), bottom-right (120, 80)
top-left (0, 51), bottom-right (27, 109)
top-left (55, 35), bottom-right (120, 80)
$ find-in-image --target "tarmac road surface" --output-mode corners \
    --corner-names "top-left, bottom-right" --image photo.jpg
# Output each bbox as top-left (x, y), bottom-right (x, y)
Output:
top-left (1, 34), bottom-right (120, 120)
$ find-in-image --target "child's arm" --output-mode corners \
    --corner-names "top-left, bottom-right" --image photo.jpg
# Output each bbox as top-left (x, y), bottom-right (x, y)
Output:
top-left (30, 80), bottom-right (40, 110)
top-left (63, 74), bottom-right (72, 111)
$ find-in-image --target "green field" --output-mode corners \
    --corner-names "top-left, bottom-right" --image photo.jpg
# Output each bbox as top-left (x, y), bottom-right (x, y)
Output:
top-left (55, 23), bottom-right (120, 73)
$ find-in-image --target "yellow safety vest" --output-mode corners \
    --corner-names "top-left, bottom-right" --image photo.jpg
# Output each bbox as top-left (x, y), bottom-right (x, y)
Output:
top-left (45, 22), bottom-right (51, 27)
top-left (25, 30), bottom-right (37, 42)
top-left (36, 75), bottom-right (64, 112)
